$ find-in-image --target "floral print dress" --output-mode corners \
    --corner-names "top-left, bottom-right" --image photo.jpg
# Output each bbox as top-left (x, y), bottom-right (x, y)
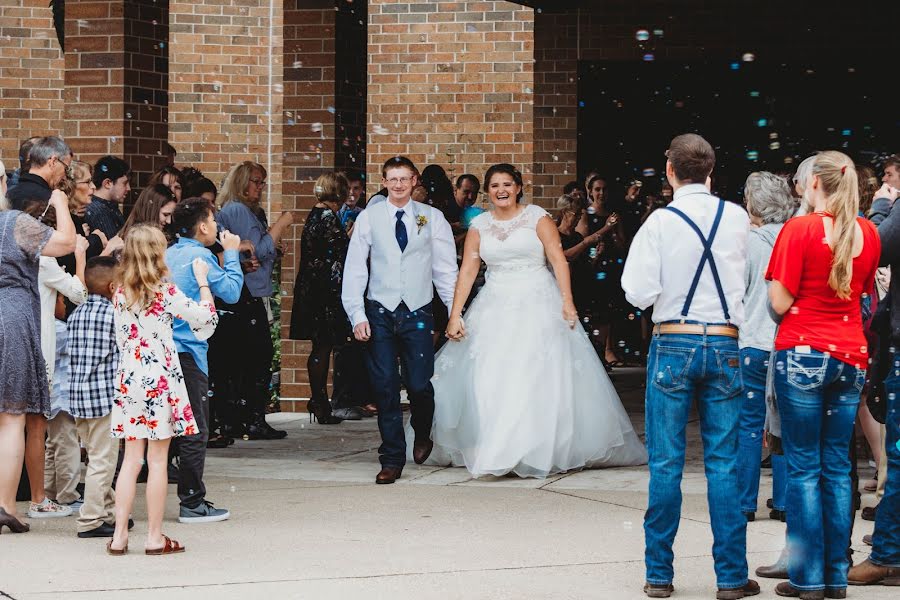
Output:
top-left (111, 283), bottom-right (218, 440)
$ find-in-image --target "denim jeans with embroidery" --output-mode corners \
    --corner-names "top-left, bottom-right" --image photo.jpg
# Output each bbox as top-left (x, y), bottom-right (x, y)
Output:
top-left (774, 349), bottom-right (863, 591)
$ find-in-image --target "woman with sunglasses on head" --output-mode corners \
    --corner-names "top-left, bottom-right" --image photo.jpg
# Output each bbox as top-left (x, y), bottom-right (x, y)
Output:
top-left (214, 162), bottom-right (293, 439)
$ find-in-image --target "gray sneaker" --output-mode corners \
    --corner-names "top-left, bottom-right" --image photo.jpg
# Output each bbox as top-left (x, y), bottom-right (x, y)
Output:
top-left (178, 500), bottom-right (230, 523)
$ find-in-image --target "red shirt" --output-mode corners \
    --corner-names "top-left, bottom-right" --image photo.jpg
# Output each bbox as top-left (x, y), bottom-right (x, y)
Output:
top-left (766, 214), bottom-right (880, 368)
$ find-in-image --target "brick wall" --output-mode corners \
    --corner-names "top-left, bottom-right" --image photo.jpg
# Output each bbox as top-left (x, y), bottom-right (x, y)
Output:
top-left (64, 0), bottom-right (169, 187)
top-left (0, 0), bottom-right (65, 168)
top-left (366, 0), bottom-right (535, 205)
top-left (168, 0), bottom-right (283, 210)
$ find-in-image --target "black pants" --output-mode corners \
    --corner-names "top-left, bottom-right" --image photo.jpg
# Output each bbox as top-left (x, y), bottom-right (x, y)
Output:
top-left (209, 289), bottom-right (273, 428)
top-left (177, 353), bottom-right (209, 509)
top-left (331, 340), bottom-right (372, 409)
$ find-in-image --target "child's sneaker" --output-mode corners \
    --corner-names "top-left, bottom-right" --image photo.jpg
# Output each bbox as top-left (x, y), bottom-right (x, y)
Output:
top-left (28, 497), bottom-right (74, 518)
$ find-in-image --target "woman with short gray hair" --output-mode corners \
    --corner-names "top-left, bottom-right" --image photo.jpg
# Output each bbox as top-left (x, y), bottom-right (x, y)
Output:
top-left (738, 171), bottom-right (795, 529)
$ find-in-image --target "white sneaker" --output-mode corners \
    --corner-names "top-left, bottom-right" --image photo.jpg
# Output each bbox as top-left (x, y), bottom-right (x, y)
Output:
top-left (28, 497), bottom-right (74, 518)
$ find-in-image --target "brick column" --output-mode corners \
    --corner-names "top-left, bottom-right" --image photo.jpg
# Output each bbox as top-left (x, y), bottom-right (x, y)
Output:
top-left (0, 0), bottom-right (65, 166)
top-left (63, 0), bottom-right (169, 187)
top-left (366, 1), bottom-right (535, 204)
top-left (533, 8), bottom-right (577, 208)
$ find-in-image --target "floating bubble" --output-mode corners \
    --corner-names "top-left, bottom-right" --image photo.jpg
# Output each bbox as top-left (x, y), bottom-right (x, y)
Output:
top-left (746, 150), bottom-right (759, 161)
top-left (311, 122), bottom-right (323, 132)
top-left (653, 29), bottom-right (664, 37)
top-left (756, 118), bottom-right (768, 127)
top-left (635, 29), bottom-right (650, 42)
top-left (769, 142), bottom-right (780, 150)
top-left (842, 129), bottom-right (852, 136)
top-left (730, 62), bottom-right (740, 71)
top-left (789, 307), bottom-right (800, 315)
top-left (749, 91), bottom-right (760, 97)
top-left (292, 60), bottom-right (304, 69)
top-left (642, 168), bottom-right (656, 177)
top-left (742, 52), bottom-right (756, 62)
top-left (642, 53), bottom-right (655, 62)
top-left (373, 124), bottom-right (389, 135)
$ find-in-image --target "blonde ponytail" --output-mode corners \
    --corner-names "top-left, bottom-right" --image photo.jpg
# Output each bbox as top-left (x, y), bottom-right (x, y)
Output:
top-left (814, 151), bottom-right (859, 299)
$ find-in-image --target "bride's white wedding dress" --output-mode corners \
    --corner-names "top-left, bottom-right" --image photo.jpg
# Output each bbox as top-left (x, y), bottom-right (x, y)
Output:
top-left (407, 204), bottom-right (647, 478)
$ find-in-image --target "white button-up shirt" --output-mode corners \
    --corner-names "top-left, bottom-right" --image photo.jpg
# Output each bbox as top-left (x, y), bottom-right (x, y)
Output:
top-left (621, 184), bottom-right (749, 325)
top-left (342, 197), bottom-right (458, 326)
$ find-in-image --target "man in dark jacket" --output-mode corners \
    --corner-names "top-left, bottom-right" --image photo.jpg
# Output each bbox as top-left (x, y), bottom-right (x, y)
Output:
top-left (5, 136), bottom-right (72, 210)
top-left (850, 178), bottom-right (900, 585)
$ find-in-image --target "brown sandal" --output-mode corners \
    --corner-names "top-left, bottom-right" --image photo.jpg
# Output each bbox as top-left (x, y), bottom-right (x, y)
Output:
top-left (145, 534), bottom-right (185, 555)
top-left (106, 540), bottom-right (128, 556)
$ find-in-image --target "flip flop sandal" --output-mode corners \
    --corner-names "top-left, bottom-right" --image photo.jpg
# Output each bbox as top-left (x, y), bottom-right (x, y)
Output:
top-left (145, 535), bottom-right (185, 555)
top-left (106, 540), bottom-right (128, 556)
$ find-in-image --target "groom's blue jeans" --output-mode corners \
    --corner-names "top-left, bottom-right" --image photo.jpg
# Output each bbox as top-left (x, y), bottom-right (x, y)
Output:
top-left (365, 300), bottom-right (435, 469)
top-left (644, 330), bottom-right (748, 590)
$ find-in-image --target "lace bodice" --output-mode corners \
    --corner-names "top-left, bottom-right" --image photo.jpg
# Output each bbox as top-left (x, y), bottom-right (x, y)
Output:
top-left (470, 204), bottom-right (551, 273)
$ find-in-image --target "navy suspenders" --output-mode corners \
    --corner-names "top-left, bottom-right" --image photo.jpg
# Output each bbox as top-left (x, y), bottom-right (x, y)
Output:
top-left (663, 199), bottom-right (731, 323)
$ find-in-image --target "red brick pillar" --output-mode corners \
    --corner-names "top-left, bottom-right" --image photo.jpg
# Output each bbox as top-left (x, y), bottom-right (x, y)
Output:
top-left (63, 0), bottom-right (169, 187)
top-left (366, 0), bottom-right (535, 204)
top-left (0, 0), bottom-right (65, 166)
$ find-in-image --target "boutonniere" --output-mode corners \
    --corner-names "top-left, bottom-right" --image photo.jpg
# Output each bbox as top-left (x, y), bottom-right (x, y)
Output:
top-left (416, 214), bottom-right (428, 234)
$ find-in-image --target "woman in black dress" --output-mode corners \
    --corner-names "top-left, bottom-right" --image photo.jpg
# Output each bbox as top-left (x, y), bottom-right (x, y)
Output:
top-left (575, 175), bottom-right (628, 366)
top-left (289, 173), bottom-right (358, 424)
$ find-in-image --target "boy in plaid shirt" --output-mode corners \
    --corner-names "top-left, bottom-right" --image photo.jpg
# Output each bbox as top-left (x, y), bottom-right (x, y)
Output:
top-left (68, 257), bottom-right (121, 538)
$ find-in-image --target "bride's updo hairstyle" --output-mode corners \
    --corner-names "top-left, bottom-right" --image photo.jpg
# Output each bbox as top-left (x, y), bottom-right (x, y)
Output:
top-left (484, 163), bottom-right (524, 203)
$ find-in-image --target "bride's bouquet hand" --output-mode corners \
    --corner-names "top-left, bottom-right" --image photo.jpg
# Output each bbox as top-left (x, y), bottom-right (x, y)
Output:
top-left (445, 316), bottom-right (466, 342)
top-left (563, 303), bottom-right (578, 329)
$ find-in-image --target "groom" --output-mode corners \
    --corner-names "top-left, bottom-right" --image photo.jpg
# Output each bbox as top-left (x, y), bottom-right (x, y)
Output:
top-left (342, 156), bottom-right (458, 484)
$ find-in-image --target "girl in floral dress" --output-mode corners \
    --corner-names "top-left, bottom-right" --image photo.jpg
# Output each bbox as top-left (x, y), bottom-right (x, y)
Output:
top-left (108, 225), bottom-right (218, 556)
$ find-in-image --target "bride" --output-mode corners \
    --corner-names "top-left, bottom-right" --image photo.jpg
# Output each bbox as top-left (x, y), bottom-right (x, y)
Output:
top-left (407, 163), bottom-right (647, 478)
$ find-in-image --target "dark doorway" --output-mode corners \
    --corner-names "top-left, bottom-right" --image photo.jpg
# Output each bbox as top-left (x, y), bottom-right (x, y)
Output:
top-left (577, 59), bottom-right (897, 203)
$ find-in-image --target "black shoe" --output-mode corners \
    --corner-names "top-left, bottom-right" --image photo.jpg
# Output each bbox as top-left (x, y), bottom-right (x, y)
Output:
top-left (307, 399), bottom-right (342, 425)
top-left (744, 511), bottom-right (756, 522)
top-left (245, 421), bottom-right (288, 440)
top-left (770, 508), bottom-right (786, 522)
top-left (77, 522), bottom-right (115, 538)
top-left (77, 519), bottom-right (134, 538)
top-left (761, 455), bottom-right (772, 469)
top-left (643, 583), bottom-right (674, 598)
top-left (767, 498), bottom-right (774, 509)
top-left (331, 407), bottom-right (365, 421)
top-left (861, 505), bottom-right (877, 521)
top-left (718, 579), bottom-right (760, 600)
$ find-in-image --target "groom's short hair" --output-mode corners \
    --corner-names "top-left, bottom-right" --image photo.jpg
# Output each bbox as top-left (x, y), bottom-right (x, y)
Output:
top-left (381, 156), bottom-right (419, 178)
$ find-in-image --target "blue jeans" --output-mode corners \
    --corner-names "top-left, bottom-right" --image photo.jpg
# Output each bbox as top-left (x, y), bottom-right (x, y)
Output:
top-left (738, 347), bottom-right (769, 514)
top-left (772, 453), bottom-right (787, 512)
top-left (774, 349), bottom-right (863, 591)
top-left (365, 301), bottom-right (436, 469)
top-left (644, 333), bottom-right (748, 589)
top-left (871, 351), bottom-right (900, 567)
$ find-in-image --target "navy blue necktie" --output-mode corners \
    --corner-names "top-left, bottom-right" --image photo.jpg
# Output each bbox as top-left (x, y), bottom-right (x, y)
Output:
top-left (395, 210), bottom-right (408, 252)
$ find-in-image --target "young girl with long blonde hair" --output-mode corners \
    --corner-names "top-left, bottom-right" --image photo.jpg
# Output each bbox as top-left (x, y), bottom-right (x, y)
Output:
top-left (766, 151), bottom-right (881, 597)
top-left (108, 225), bottom-right (218, 556)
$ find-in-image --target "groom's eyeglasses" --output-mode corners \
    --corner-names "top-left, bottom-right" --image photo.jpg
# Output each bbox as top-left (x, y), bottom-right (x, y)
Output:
top-left (386, 177), bottom-right (412, 185)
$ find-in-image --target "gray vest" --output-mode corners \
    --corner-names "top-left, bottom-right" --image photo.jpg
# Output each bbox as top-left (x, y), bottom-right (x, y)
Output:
top-left (366, 200), bottom-right (435, 312)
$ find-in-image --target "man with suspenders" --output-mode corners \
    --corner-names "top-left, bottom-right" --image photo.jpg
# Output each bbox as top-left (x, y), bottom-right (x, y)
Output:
top-left (623, 134), bottom-right (758, 599)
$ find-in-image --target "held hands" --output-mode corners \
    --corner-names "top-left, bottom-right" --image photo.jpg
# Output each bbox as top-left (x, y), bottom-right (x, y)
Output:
top-left (445, 316), bottom-right (466, 342)
top-left (100, 235), bottom-right (124, 256)
top-left (191, 257), bottom-right (210, 284)
top-left (353, 321), bottom-right (371, 342)
top-left (563, 302), bottom-right (578, 329)
top-left (219, 230), bottom-right (241, 252)
top-left (875, 183), bottom-right (899, 204)
top-left (49, 189), bottom-right (68, 208)
top-left (74, 234), bottom-right (90, 255)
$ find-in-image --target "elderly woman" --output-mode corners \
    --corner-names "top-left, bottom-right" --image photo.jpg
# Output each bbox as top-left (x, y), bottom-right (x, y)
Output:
top-left (215, 161), bottom-right (293, 439)
top-left (0, 189), bottom-right (76, 533)
top-left (739, 171), bottom-right (797, 524)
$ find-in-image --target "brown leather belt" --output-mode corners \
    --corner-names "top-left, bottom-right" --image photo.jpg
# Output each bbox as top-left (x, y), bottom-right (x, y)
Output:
top-left (652, 323), bottom-right (739, 338)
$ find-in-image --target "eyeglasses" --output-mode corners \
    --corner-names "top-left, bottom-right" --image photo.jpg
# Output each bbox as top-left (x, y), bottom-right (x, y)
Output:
top-left (56, 156), bottom-right (74, 181)
top-left (386, 177), bottom-right (412, 185)
top-left (75, 178), bottom-right (92, 185)
top-left (249, 178), bottom-right (266, 187)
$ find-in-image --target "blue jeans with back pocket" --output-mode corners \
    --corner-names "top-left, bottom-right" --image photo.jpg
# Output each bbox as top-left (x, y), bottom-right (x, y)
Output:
top-left (644, 332), bottom-right (748, 589)
top-left (774, 349), bottom-right (863, 591)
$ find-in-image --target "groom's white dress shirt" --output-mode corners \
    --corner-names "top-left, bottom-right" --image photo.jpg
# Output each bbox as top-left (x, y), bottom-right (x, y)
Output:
top-left (342, 198), bottom-right (458, 327)
top-left (621, 183), bottom-right (748, 326)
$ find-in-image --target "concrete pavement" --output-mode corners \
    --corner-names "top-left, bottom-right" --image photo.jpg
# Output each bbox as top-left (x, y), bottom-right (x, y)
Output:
top-left (0, 368), bottom-right (891, 599)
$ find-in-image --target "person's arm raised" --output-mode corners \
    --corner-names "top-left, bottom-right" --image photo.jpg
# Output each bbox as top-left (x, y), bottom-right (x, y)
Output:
top-left (42, 190), bottom-right (77, 257)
